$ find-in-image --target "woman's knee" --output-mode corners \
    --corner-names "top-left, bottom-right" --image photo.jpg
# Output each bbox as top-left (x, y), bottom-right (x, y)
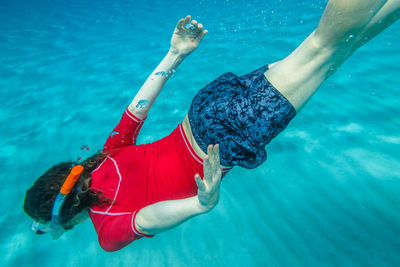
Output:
top-left (314, 0), bottom-right (387, 48)
top-left (353, 0), bottom-right (400, 49)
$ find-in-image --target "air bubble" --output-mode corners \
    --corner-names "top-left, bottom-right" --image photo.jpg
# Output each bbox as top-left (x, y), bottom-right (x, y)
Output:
top-left (80, 145), bottom-right (90, 151)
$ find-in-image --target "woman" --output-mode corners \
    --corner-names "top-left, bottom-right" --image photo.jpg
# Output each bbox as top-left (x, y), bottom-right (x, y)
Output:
top-left (24, 0), bottom-right (399, 252)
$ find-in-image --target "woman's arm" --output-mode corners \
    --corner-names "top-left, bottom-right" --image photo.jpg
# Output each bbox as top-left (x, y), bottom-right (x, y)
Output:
top-left (129, 15), bottom-right (207, 119)
top-left (135, 144), bottom-right (222, 236)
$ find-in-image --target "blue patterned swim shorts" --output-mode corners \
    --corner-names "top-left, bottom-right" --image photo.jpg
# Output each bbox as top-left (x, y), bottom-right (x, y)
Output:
top-left (188, 65), bottom-right (296, 169)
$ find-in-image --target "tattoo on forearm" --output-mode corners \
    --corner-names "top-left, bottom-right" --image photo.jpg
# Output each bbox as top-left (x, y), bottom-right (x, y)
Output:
top-left (155, 69), bottom-right (176, 77)
top-left (136, 99), bottom-right (150, 109)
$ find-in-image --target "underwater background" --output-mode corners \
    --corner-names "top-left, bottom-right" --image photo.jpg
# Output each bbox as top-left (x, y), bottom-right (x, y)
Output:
top-left (1, 0), bottom-right (399, 266)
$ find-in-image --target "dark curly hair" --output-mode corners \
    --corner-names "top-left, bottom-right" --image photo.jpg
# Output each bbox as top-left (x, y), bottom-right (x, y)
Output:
top-left (23, 152), bottom-right (110, 230)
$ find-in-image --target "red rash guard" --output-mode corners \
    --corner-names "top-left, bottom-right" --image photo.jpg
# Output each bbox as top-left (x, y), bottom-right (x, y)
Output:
top-left (89, 107), bottom-right (230, 252)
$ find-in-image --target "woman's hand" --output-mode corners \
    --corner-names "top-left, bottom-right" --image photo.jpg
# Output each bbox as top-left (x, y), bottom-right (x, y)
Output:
top-left (195, 144), bottom-right (222, 212)
top-left (170, 15), bottom-right (208, 57)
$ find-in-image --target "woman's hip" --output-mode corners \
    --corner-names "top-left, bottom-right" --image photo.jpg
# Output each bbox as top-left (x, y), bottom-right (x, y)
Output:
top-left (188, 65), bottom-right (296, 169)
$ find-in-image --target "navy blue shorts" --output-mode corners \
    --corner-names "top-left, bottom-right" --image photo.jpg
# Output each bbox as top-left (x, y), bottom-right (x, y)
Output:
top-left (188, 65), bottom-right (296, 169)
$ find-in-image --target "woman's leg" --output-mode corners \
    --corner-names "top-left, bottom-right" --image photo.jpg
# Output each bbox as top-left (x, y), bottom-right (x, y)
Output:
top-left (352, 0), bottom-right (400, 51)
top-left (265, 0), bottom-right (399, 112)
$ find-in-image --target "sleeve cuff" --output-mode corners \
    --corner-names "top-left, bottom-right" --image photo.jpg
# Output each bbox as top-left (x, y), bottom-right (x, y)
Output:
top-left (131, 211), bottom-right (154, 238)
top-left (125, 106), bottom-right (147, 122)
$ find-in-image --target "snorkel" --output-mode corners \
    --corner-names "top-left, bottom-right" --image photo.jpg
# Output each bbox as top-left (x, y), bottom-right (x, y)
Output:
top-left (31, 165), bottom-right (84, 239)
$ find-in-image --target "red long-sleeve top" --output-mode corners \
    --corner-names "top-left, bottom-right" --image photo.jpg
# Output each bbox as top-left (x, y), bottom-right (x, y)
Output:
top-left (89, 107), bottom-right (229, 252)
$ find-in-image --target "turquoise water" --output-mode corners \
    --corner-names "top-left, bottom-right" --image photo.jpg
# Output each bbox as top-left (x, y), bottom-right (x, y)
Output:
top-left (2, 0), bottom-right (400, 266)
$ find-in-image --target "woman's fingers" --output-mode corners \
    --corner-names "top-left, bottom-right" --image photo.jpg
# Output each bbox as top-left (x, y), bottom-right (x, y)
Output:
top-left (203, 154), bottom-right (213, 184)
top-left (203, 144), bottom-right (221, 183)
top-left (176, 15), bottom-right (191, 30)
top-left (195, 29), bottom-right (208, 43)
top-left (195, 174), bottom-right (205, 191)
top-left (211, 144), bottom-right (221, 183)
top-left (197, 144), bottom-right (222, 202)
top-left (184, 15), bottom-right (191, 25)
top-left (208, 144), bottom-right (220, 171)
top-left (207, 145), bottom-right (216, 173)
top-left (213, 144), bottom-right (220, 166)
top-left (176, 18), bottom-right (185, 30)
top-left (175, 15), bottom-right (207, 41)
top-left (190, 21), bottom-right (204, 36)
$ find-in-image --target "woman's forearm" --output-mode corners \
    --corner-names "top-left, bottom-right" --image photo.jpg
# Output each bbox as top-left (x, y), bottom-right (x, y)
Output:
top-left (128, 16), bottom-right (207, 119)
top-left (135, 196), bottom-right (209, 236)
top-left (128, 50), bottom-right (185, 119)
